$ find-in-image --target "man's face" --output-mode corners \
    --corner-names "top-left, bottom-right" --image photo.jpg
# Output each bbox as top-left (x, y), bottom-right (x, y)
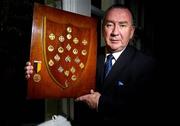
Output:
top-left (103, 8), bottom-right (135, 52)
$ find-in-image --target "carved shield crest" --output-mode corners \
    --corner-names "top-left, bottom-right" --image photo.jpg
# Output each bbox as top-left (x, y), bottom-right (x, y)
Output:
top-left (27, 3), bottom-right (97, 99)
top-left (44, 18), bottom-right (90, 89)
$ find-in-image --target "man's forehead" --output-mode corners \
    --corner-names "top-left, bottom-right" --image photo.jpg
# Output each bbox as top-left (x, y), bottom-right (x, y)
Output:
top-left (107, 8), bottom-right (131, 17)
top-left (105, 8), bottom-right (132, 23)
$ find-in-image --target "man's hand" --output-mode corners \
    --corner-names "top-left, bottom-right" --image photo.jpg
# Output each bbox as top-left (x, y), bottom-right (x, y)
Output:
top-left (75, 89), bottom-right (101, 110)
top-left (24, 61), bottom-right (33, 79)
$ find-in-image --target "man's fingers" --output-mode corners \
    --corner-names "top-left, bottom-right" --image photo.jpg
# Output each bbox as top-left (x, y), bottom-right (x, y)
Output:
top-left (25, 66), bottom-right (33, 71)
top-left (75, 95), bottom-right (89, 101)
top-left (26, 61), bottom-right (31, 66)
top-left (90, 89), bottom-right (94, 94)
top-left (26, 69), bottom-right (33, 74)
top-left (27, 65), bottom-right (33, 70)
top-left (24, 64), bottom-right (33, 71)
top-left (25, 74), bottom-right (30, 79)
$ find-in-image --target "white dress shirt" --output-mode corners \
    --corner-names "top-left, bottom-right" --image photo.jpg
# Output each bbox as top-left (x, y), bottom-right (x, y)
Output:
top-left (105, 47), bottom-right (126, 66)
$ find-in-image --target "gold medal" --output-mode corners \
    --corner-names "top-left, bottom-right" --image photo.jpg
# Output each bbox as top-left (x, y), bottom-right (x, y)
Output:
top-left (58, 47), bottom-right (64, 53)
top-left (58, 66), bottom-right (64, 73)
top-left (67, 26), bottom-right (72, 33)
top-left (64, 70), bottom-right (70, 77)
top-left (79, 62), bottom-right (84, 69)
top-left (65, 55), bottom-right (71, 62)
top-left (73, 48), bottom-right (78, 55)
top-left (49, 33), bottom-right (55, 40)
top-left (33, 61), bottom-right (42, 82)
top-left (82, 39), bottom-right (88, 45)
top-left (81, 50), bottom-right (87, 56)
top-left (66, 34), bottom-right (72, 40)
top-left (33, 73), bottom-right (41, 82)
top-left (48, 45), bottom-right (54, 52)
top-left (71, 75), bottom-right (77, 81)
top-left (66, 44), bottom-right (71, 51)
top-left (70, 66), bottom-right (76, 74)
top-left (54, 54), bottom-right (60, 61)
top-left (48, 59), bottom-right (54, 66)
top-left (74, 57), bottom-right (80, 64)
top-left (59, 35), bottom-right (65, 42)
top-left (73, 37), bottom-right (79, 44)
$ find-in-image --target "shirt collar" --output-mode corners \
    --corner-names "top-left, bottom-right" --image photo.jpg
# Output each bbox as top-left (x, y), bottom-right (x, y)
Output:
top-left (105, 47), bottom-right (126, 61)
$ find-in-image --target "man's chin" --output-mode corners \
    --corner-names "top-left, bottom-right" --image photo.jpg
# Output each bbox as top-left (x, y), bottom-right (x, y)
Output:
top-left (110, 46), bottom-right (125, 52)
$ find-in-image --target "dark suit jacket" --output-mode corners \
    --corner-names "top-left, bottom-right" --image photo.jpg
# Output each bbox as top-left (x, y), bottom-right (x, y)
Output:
top-left (96, 45), bottom-right (158, 124)
top-left (74, 45), bottom-right (158, 125)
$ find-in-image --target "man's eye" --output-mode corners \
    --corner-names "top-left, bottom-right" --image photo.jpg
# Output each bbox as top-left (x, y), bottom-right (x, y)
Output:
top-left (106, 23), bottom-right (113, 27)
top-left (120, 25), bottom-right (127, 28)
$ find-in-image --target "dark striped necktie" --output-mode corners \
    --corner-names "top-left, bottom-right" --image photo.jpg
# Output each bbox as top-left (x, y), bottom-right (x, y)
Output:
top-left (104, 54), bottom-right (114, 78)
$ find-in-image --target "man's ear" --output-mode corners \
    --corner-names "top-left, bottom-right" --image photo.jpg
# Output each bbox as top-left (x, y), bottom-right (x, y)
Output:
top-left (130, 26), bottom-right (135, 39)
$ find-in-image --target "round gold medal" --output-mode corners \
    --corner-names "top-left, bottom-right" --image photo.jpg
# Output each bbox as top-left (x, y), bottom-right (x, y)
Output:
top-left (67, 26), bottom-right (72, 33)
top-left (33, 73), bottom-right (41, 82)
top-left (66, 34), bottom-right (72, 40)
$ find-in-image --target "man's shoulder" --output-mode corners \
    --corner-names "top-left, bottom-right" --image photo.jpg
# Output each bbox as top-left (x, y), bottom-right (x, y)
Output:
top-left (126, 45), bottom-right (157, 67)
top-left (128, 45), bottom-right (155, 60)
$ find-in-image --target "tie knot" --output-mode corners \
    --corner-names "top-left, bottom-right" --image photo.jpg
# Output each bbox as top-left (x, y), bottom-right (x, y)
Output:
top-left (107, 54), bottom-right (114, 61)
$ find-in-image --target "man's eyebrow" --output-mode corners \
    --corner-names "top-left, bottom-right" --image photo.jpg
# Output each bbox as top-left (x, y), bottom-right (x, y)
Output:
top-left (104, 20), bottom-right (113, 23)
top-left (105, 20), bottom-right (129, 24)
top-left (118, 21), bottom-right (128, 24)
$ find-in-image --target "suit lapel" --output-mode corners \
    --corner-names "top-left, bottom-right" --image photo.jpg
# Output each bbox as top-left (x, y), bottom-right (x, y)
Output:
top-left (102, 46), bottom-right (136, 91)
top-left (96, 47), bottom-right (106, 92)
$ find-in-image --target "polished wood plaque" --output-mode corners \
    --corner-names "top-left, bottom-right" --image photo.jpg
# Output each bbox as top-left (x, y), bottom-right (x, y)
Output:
top-left (27, 3), bottom-right (97, 99)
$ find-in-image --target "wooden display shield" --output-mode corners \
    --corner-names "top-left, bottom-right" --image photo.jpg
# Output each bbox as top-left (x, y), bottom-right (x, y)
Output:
top-left (27, 3), bottom-right (97, 99)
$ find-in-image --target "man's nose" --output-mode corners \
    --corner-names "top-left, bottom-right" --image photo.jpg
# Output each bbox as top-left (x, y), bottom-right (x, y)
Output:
top-left (111, 25), bottom-right (120, 36)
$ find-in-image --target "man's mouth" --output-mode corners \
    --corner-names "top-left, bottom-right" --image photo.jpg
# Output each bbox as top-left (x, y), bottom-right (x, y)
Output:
top-left (110, 39), bottom-right (119, 42)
